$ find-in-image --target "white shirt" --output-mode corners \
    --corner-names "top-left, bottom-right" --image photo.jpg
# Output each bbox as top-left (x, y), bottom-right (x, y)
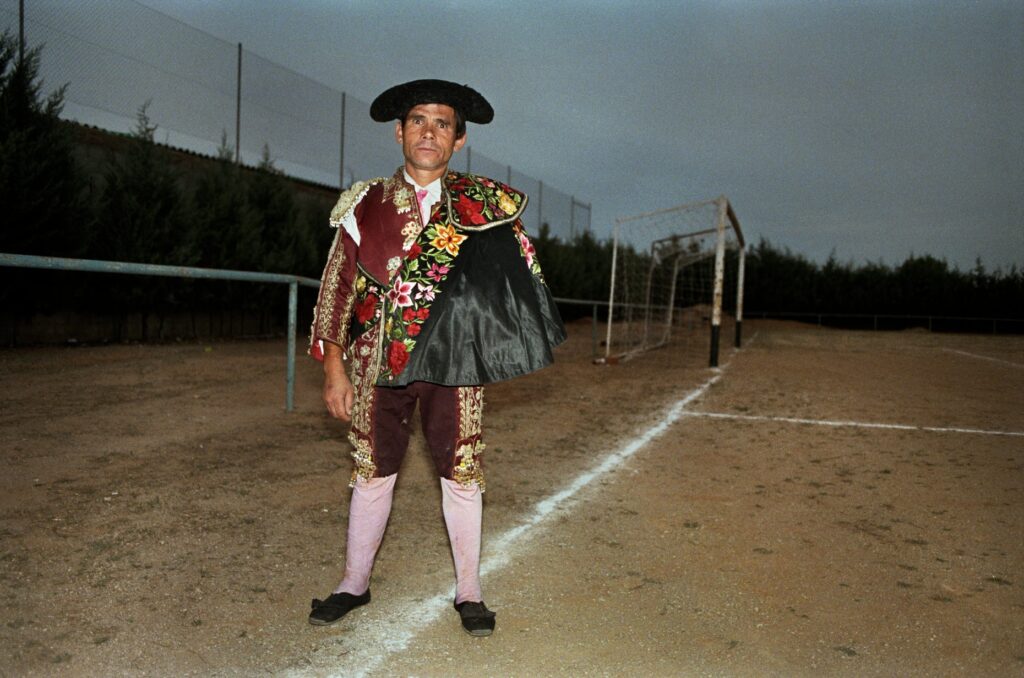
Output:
top-left (404, 170), bottom-right (441, 225)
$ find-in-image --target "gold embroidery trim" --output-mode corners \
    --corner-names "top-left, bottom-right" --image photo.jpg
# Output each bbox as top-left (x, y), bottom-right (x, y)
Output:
top-left (381, 171), bottom-right (415, 214)
top-left (452, 386), bottom-right (485, 490)
top-left (349, 324), bottom-right (384, 434)
top-left (312, 226), bottom-right (349, 349)
top-left (347, 434), bottom-right (376, 486)
top-left (457, 386), bottom-right (484, 440)
top-left (452, 441), bottom-right (486, 492)
top-left (347, 322), bottom-right (385, 485)
top-left (384, 170), bottom-right (424, 252)
top-left (329, 179), bottom-right (377, 227)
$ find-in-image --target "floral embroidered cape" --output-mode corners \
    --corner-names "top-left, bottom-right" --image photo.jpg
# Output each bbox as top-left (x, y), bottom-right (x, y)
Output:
top-left (312, 169), bottom-right (566, 388)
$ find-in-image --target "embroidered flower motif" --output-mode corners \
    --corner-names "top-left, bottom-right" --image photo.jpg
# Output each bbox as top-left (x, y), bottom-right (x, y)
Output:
top-left (518, 232), bottom-right (536, 268)
top-left (454, 194), bottom-right (487, 225)
top-left (431, 224), bottom-right (468, 256)
top-left (387, 256), bottom-right (403, 275)
top-left (400, 220), bottom-right (421, 250)
top-left (497, 190), bottom-right (517, 215)
top-left (407, 323), bottom-right (422, 337)
top-left (355, 294), bottom-right (378, 324)
top-left (387, 276), bottom-right (414, 307)
top-left (387, 340), bottom-right (409, 374)
top-left (402, 307), bottom-right (416, 322)
top-left (427, 263), bottom-right (450, 282)
top-left (406, 243), bottom-right (422, 259)
top-left (416, 282), bottom-right (436, 302)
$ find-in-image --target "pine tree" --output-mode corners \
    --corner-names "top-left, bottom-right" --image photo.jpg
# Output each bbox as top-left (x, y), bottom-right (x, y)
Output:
top-left (0, 32), bottom-right (83, 257)
top-left (0, 32), bottom-right (87, 342)
top-left (94, 103), bottom-right (188, 339)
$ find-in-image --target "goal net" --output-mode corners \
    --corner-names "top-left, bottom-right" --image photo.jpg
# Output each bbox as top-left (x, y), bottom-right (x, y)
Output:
top-left (602, 196), bottom-right (746, 367)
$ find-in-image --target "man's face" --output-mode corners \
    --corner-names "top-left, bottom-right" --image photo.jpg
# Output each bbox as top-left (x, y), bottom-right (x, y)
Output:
top-left (395, 103), bottom-right (466, 177)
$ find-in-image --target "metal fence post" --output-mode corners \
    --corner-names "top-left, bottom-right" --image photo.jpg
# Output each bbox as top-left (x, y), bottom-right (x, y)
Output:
top-left (19, 0), bottom-right (25, 65)
top-left (339, 92), bottom-right (346, 189)
top-left (286, 280), bottom-right (298, 412)
top-left (538, 180), bottom-right (544, 229)
top-left (235, 43), bottom-right (242, 164)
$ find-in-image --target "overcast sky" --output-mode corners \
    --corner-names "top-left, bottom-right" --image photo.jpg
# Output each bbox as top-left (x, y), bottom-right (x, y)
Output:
top-left (37, 1), bottom-right (1024, 271)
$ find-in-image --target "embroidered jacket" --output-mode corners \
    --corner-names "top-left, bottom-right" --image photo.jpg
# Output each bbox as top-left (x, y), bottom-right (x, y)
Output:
top-left (310, 167), bottom-right (565, 389)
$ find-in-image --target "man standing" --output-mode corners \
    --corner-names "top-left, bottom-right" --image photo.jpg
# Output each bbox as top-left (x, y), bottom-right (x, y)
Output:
top-left (308, 80), bottom-right (565, 636)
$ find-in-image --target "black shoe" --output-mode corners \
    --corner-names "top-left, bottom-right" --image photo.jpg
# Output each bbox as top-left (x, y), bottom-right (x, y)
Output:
top-left (454, 600), bottom-right (496, 637)
top-left (308, 590), bottom-right (371, 626)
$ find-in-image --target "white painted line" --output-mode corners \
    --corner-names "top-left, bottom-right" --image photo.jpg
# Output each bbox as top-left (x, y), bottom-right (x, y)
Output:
top-left (941, 348), bottom-right (1024, 369)
top-left (296, 370), bottom-right (726, 678)
top-left (483, 371), bottom-right (721, 562)
top-left (682, 410), bottom-right (1024, 438)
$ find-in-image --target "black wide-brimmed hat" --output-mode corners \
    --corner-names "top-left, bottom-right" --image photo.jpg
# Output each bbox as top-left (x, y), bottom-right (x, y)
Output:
top-left (370, 79), bottom-right (494, 124)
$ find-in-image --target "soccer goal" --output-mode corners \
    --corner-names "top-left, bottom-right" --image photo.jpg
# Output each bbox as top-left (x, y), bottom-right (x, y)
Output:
top-left (602, 196), bottom-right (746, 367)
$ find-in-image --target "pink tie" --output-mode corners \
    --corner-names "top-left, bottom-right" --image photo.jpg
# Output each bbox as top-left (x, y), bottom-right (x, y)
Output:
top-left (416, 189), bottom-right (430, 224)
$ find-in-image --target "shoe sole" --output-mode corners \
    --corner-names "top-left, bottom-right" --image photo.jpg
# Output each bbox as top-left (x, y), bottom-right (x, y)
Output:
top-left (462, 626), bottom-right (494, 637)
top-left (308, 616), bottom-right (346, 626)
top-left (308, 601), bottom-right (369, 626)
top-left (308, 605), bottom-right (368, 626)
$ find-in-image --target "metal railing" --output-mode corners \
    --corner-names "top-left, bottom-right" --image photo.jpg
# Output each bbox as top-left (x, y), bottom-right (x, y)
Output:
top-left (0, 252), bottom-right (320, 411)
top-left (0, 254), bottom-right (633, 409)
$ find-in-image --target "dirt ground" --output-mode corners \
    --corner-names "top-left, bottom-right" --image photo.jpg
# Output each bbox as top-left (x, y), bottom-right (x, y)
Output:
top-left (1, 319), bottom-right (1022, 677)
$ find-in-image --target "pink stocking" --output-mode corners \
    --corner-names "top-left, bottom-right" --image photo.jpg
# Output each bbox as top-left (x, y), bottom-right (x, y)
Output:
top-left (441, 477), bottom-right (484, 604)
top-left (334, 474), bottom-right (397, 595)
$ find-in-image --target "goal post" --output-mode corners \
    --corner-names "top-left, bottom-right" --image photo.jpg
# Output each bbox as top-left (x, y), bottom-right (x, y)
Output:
top-left (603, 196), bottom-right (745, 367)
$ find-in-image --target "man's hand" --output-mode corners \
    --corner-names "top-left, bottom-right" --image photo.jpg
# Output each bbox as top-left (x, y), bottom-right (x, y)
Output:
top-left (322, 342), bottom-right (355, 421)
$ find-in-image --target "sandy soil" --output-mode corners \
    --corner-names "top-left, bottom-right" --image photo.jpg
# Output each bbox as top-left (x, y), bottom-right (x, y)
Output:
top-left (1, 320), bottom-right (1022, 676)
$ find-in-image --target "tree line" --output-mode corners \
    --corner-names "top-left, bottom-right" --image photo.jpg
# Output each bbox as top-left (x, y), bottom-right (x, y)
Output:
top-left (740, 240), bottom-right (1023, 330)
top-left (0, 34), bottom-right (334, 343)
top-left (535, 235), bottom-right (1022, 331)
top-left (2, 34), bottom-right (1020, 344)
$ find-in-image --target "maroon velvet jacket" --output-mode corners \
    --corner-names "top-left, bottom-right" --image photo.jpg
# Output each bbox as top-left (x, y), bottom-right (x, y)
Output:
top-left (310, 171), bottom-right (421, 355)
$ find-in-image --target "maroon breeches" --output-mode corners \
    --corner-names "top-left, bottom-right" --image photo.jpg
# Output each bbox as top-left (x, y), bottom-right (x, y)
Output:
top-left (348, 381), bottom-right (486, 488)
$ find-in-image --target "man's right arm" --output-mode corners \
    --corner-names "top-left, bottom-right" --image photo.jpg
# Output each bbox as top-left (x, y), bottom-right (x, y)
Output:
top-left (322, 341), bottom-right (354, 421)
top-left (310, 182), bottom-right (372, 360)
top-left (311, 184), bottom-right (369, 419)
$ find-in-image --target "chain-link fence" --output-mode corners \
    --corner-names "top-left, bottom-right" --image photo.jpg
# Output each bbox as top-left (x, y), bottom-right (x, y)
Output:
top-left (2, 0), bottom-right (590, 240)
